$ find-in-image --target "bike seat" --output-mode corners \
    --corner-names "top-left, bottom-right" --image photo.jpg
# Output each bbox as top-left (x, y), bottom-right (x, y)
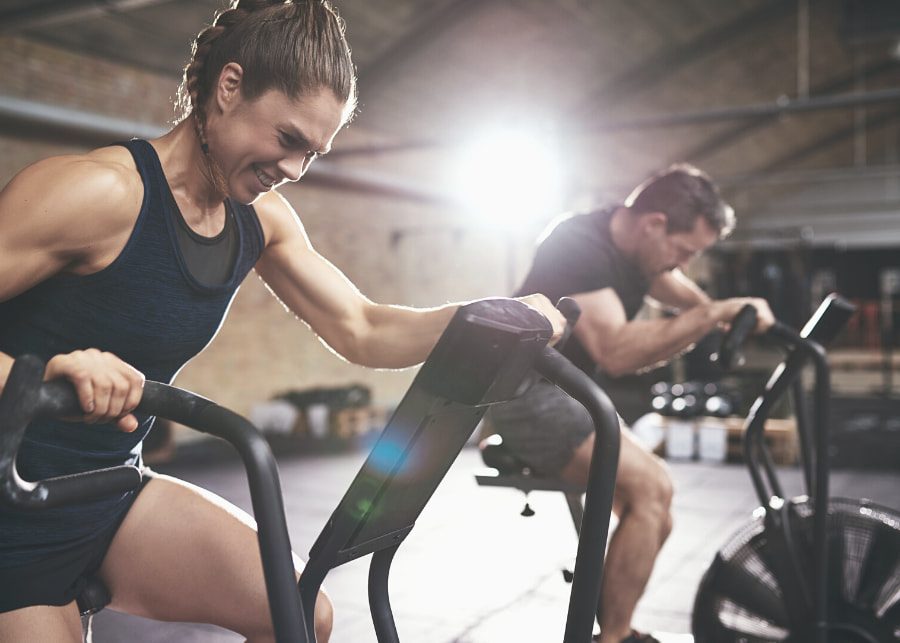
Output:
top-left (479, 434), bottom-right (532, 475)
top-left (77, 574), bottom-right (111, 617)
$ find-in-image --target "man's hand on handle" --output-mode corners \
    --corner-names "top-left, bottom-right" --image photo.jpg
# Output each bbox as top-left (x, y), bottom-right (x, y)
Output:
top-left (713, 297), bottom-right (775, 334)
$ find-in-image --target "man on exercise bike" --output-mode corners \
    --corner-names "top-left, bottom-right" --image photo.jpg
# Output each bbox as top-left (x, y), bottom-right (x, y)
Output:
top-left (490, 164), bottom-right (775, 643)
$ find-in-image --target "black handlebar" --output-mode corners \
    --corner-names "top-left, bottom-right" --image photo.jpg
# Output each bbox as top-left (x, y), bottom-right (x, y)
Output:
top-left (533, 343), bottom-right (619, 643)
top-left (0, 355), bottom-right (141, 509)
top-left (0, 298), bottom-right (601, 643)
top-left (0, 353), bottom-right (309, 642)
top-left (713, 303), bottom-right (758, 369)
top-left (0, 354), bottom-right (215, 510)
top-left (554, 297), bottom-right (581, 352)
top-left (713, 294), bottom-right (856, 373)
top-left (728, 293), bottom-right (855, 643)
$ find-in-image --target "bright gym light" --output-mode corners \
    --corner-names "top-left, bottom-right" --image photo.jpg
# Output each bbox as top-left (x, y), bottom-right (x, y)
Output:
top-left (451, 127), bottom-right (564, 226)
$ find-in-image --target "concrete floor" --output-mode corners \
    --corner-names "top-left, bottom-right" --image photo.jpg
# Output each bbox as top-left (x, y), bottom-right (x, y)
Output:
top-left (90, 445), bottom-right (899, 642)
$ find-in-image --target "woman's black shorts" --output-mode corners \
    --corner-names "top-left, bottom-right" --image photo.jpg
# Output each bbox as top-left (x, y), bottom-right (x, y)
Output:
top-left (0, 471), bottom-right (153, 614)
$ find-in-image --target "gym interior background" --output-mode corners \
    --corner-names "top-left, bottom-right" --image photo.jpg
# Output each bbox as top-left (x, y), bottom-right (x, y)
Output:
top-left (1, 0), bottom-right (899, 640)
top-left (2, 0), bottom-right (900, 422)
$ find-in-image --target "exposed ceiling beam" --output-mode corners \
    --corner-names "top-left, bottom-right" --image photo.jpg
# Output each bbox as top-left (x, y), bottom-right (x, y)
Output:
top-left (0, 93), bottom-right (164, 141)
top-left (325, 139), bottom-right (442, 160)
top-left (682, 59), bottom-right (900, 163)
top-left (717, 163), bottom-right (900, 189)
top-left (26, 33), bottom-right (183, 78)
top-left (330, 86), bottom-right (900, 157)
top-left (0, 0), bottom-right (175, 33)
top-left (298, 165), bottom-right (452, 205)
top-left (585, 88), bottom-right (900, 132)
top-left (720, 106), bottom-right (900, 216)
top-left (570, 0), bottom-right (794, 119)
top-left (331, 0), bottom-right (859, 158)
top-left (357, 0), bottom-right (488, 97)
top-left (0, 94), bottom-right (451, 204)
top-left (753, 106), bottom-right (900, 176)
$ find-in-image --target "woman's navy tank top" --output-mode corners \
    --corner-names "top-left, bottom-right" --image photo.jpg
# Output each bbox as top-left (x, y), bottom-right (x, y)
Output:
top-left (0, 139), bottom-right (265, 565)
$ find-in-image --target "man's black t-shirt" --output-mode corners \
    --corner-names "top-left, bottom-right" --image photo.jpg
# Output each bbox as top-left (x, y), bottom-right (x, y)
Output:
top-left (515, 206), bottom-right (650, 375)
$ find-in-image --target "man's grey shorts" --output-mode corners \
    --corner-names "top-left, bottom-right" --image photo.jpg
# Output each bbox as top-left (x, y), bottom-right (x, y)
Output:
top-left (487, 379), bottom-right (594, 477)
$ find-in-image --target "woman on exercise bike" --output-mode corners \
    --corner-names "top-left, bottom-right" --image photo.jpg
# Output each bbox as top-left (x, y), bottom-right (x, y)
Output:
top-left (0, 2), bottom-right (564, 641)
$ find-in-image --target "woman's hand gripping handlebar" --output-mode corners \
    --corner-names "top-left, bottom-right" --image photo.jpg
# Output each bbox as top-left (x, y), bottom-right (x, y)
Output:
top-left (0, 354), bottom-right (214, 510)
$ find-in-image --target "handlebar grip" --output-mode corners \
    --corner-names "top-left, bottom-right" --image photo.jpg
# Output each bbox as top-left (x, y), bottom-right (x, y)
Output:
top-left (556, 297), bottom-right (581, 326)
top-left (35, 378), bottom-right (93, 419)
top-left (555, 297), bottom-right (582, 351)
top-left (13, 465), bottom-right (144, 510)
top-left (36, 379), bottom-right (180, 421)
top-left (714, 304), bottom-right (758, 370)
top-left (0, 357), bottom-right (144, 509)
top-left (0, 356), bottom-right (212, 510)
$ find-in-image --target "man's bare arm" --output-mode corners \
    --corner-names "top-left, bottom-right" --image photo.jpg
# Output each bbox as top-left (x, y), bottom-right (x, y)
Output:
top-left (647, 269), bottom-right (711, 312)
top-left (570, 288), bottom-right (773, 376)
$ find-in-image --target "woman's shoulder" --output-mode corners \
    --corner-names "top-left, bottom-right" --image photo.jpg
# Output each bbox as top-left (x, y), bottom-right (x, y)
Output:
top-left (1, 146), bottom-right (146, 261)
top-left (252, 188), bottom-right (293, 218)
top-left (252, 189), bottom-right (310, 248)
top-left (7, 146), bottom-right (142, 208)
top-left (52, 146), bottom-right (141, 198)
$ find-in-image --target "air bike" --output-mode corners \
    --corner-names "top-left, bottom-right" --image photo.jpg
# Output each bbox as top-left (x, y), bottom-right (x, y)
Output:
top-left (692, 294), bottom-right (900, 643)
top-left (0, 298), bottom-right (621, 642)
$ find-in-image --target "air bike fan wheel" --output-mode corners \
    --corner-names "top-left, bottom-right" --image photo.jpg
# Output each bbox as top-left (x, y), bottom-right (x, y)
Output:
top-left (692, 497), bottom-right (900, 642)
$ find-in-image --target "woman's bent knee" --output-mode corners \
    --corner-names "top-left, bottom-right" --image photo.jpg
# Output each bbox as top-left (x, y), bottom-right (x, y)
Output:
top-left (0, 604), bottom-right (82, 643)
top-left (315, 591), bottom-right (334, 642)
top-left (246, 589), bottom-right (331, 642)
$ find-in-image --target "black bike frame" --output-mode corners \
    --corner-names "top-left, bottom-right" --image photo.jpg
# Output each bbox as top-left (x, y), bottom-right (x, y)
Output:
top-left (0, 354), bottom-right (309, 643)
top-left (739, 294), bottom-right (855, 643)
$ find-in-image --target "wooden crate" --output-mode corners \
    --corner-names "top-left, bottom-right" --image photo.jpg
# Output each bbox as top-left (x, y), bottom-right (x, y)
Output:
top-left (722, 417), bottom-right (798, 465)
top-left (330, 406), bottom-right (375, 440)
top-left (648, 414), bottom-right (799, 465)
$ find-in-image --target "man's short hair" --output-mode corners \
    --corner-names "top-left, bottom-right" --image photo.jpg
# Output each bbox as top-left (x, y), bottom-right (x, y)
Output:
top-left (624, 163), bottom-right (735, 239)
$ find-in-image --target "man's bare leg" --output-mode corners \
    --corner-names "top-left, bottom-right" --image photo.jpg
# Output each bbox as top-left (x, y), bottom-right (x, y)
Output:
top-left (560, 427), bottom-right (673, 643)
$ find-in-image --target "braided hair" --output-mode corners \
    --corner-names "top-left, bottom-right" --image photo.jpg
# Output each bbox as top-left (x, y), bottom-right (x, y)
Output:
top-left (178, 0), bottom-right (357, 189)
